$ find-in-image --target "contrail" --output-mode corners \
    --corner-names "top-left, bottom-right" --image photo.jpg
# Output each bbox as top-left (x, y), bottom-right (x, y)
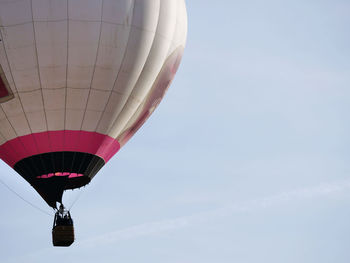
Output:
top-left (80, 179), bottom-right (350, 247)
top-left (5, 179), bottom-right (350, 263)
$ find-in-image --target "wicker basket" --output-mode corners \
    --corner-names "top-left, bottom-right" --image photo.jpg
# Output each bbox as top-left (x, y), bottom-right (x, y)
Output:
top-left (52, 225), bottom-right (75, 247)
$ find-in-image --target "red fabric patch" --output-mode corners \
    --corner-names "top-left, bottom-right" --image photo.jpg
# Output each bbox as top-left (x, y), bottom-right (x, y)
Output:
top-left (0, 76), bottom-right (9, 98)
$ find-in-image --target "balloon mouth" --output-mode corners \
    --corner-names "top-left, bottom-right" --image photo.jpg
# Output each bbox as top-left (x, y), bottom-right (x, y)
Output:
top-left (14, 151), bottom-right (105, 208)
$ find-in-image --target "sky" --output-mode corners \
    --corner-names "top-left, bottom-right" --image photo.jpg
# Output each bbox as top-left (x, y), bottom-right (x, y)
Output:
top-left (1, 0), bottom-right (350, 262)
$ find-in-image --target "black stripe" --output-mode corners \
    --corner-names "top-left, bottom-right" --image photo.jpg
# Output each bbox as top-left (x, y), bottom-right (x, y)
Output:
top-left (13, 152), bottom-right (105, 208)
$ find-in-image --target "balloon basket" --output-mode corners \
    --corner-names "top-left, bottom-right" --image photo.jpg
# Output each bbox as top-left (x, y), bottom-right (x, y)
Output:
top-left (52, 225), bottom-right (75, 247)
top-left (52, 207), bottom-right (75, 247)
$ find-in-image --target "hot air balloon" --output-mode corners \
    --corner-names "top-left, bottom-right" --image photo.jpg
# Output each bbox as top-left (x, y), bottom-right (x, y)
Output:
top-left (0, 0), bottom-right (187, 246)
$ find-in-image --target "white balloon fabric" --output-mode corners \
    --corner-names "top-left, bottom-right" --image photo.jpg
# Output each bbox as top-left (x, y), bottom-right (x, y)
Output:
top-left (0, 0), bottom-right (187, 207)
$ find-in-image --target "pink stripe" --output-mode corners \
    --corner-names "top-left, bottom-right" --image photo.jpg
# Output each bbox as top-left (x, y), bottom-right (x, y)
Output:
top-left (0, 130), bottom-right (120, 167)
top-left (36, 172), bottom-right (84, 179)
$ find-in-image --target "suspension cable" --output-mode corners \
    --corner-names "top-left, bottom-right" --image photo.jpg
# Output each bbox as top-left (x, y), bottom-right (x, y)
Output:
top-left (0, 177), bottom-right (52, 217)
top-left (67, 187), bottom-right (85, 211)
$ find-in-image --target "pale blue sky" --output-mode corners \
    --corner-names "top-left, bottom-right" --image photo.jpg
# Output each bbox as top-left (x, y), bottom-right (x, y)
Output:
top-left (1, 0), bottom-right (350, 262)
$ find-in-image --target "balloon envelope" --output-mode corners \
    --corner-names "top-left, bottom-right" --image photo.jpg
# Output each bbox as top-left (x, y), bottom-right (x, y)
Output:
top-left (0, 0), bottom-right (187, 208)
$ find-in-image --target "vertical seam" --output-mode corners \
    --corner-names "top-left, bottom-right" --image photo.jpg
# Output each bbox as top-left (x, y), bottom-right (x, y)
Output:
top-left (94, 0), bottom-right (136, 133)
top-left (79, 0), bottom-right (105, 131)
top-left (30, 0), bottom-right (49, 174)
top-left (64, 0), bottom-right (69, 131)
top-left (115, 0), bottom-right (180, 140)
top-left (107, 0), bottom-right (162, 137)
top-left (30, 0), bottom-right (49, 132)
top-left (63, 0), bottom-right (69, 173)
